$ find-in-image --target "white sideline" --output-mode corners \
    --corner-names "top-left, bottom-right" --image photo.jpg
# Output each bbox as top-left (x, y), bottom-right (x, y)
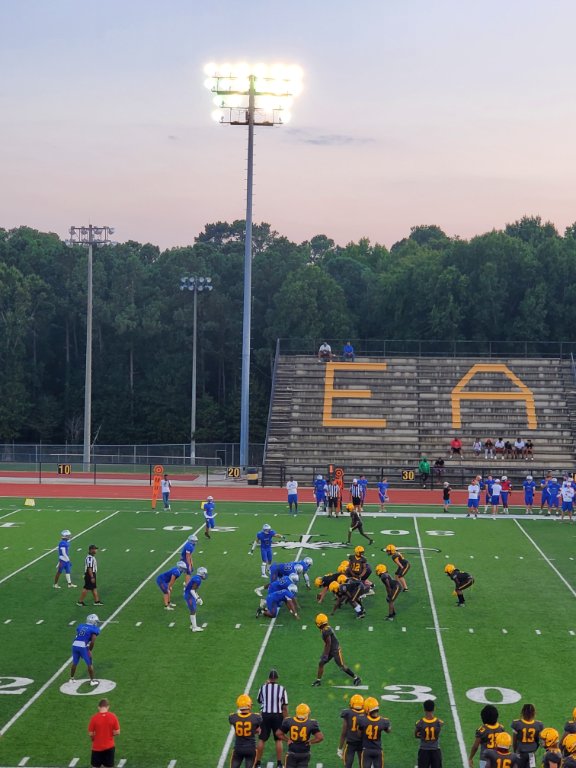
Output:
top-left (215, 509), bottom-right (321, 768)
top-left (414, 518), bottom-right (468, 765)
top-left (0, 509), bottom-right (21, 521)
top-left (0, 520), bottom-right (205, 738)
top-left (0, 511), bottom-right (120, 587)
top-left (514, 519), bottom-right (576, 598)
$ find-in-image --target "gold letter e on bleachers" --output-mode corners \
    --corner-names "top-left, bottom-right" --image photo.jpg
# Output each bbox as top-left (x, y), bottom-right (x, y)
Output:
top-left (451, 363), bottom-right (537, 429)
top-left (323, 362), bottom-right (388, 428)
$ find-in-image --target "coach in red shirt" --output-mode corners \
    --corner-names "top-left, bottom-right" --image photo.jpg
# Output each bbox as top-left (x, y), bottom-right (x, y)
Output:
top-left (88, 698), bottom-right (120, 768)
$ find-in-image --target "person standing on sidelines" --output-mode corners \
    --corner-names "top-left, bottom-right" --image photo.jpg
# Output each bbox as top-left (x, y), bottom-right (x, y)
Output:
top-left (377, 477), bottom-right (389, 512)
top-left (229, 694), bottom-right (262, 768)
top-left (277, 703), bottom-right (324, 767)
top-left (53, 529), bottom-right (77, 589)
top-left (88, 698), bottom-right (120, 768)
top-left (286, 476), bottom-right (299, 515)
top-left (249, 524), bottom-right (283, 578)
top-left (442, 482), bottom-right (451, 513)
top-left (326, 479), bottom-right (342, 517)
top-left (161, 474), bottom-right (171, 510)
top-left (466, 479), bottom-right (480, 519)
top-left (483, 475), bottom-right (494, 514)
top-left (415, 699), bottom-right (443, 768)
top-left (255, 668), bottom-right (288, 768)
top-left (490, 478), bottom-right (502, 517)
top-left (77, 545), bottom-right (103, 607)
top-left (560, 481), bottom-right (575, 522)
top-left (523, 475), bottom-right (536, 514)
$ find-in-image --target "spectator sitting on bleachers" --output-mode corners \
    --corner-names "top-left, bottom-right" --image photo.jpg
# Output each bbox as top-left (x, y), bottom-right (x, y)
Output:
top-left (317, 342), bottom-right (333, 362)
top-left (433, 457), bottom-right (445, 476)
top-left (449, 437), bottom-right (463, 459)
top-left (494, 437), bottom-right (505, 459)
top-left (514, 438), bottom-right (526, 459)
top-left (504, 440), bottom-right (514, 460)
top-left (472, 438), bottom-right (482, 457)
top-left (342, 341), bottom-right (355, 362)
top-left (525, 438), bottom-right (534, 460)
top-left (484, 438), bottom-right (494, 460)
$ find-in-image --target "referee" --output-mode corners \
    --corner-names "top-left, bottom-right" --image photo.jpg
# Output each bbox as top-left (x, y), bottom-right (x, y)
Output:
top-left (255, 669), bottom-right (288, 768)
top-left (77, 545), bottom-right (103, 607)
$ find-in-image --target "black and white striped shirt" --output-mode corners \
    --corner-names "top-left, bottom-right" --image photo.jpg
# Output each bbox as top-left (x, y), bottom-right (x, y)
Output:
top-left (327, 483), bottom-right (341, 499)
top-left (257, 682), bottom-right (288, 714)
top-left (84, 554), bottom-right (97, 575)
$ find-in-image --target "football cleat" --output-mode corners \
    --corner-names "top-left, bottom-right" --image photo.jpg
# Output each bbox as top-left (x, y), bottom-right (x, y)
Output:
top-left (315, 613), bottom-right (328, 628)
top-left (68, 584), bottom-right (77, 588)
top-left (255, 608), bottom-right (263, 618)
top-left (295, 703), bottom-right (311, 719)
top-left (350, 694), bottom-right (364, 711)
top-left (495, 733), bottom-right (512, 750)
top-left (385, 615), bottom-right (395, 621)
top-left (89, 680), bottom-right (99, 687)
top-left (353, 676), bottom-right (362, 687)
top-left (53, 584), bottom-right (61, 589)
top-left (197, 566), bottom-right (208, 579)
top-left (356, 611), bottom-right (366, 619)
top-left (93, 601), bottom-right (104, 606)
top-left (169, 602), bottom-right (177, 607)
top-left (191, 626), bottom-right (204, 632)
top-left (311, 679), bottom-right (321, 687)
top-left (165, 605), bottom-right (175, 611)
top-left (76, 601), bottom-right (86, 606)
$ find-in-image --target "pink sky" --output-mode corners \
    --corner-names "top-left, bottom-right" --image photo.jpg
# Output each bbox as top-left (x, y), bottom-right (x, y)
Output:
top-left (1, 0), bottom-right (576, 249)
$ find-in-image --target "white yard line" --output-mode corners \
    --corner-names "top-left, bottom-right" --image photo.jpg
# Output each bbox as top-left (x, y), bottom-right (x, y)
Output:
top-left (414, 518), bottom-right (468, 765)
top-left (0, 511), bottom-right (120, 587)
top-left (0, 521), bottom-right (205, 738)
top-left (514, 519), bottom-right (576, 598)
top-left (0, 509), bottom-right (21, 521)
top-left (215, 509), bottom-right (321, 768)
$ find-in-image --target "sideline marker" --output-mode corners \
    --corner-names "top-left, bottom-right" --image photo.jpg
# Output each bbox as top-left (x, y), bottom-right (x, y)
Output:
top-left (24, 499), bottom-right (35, 507)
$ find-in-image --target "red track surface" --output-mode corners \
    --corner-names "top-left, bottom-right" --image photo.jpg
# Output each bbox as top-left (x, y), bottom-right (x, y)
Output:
top-left (0, 481), bottom-right (470, 505)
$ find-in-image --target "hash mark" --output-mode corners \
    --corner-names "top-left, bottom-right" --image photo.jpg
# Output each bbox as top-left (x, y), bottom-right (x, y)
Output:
top-left (36, 619), bottom-right (44, 625)
top-left (136, 621), bottom-right (142, 627)
top-left (18, 759), bottom-right (29, 766)
top-left (69, 620), bottom-right (76, 626)
top-left (569, 630), bottom-right (575, 636)
top-left (168, 622), bottom-right (175, 628)
top-left (69, 758), bottom-right (79, 767)
top-left (4, 619), bottom-right (12, 624)
top-left (301, 625), bottom-right (307, 630)
top-left (235, 624), bottom-right (241, 629)
top-left (502, 629), bottom-right (508, 634)
top-left (468, 628), bottom-right (474, 633)
top-left (368, 626), bottom-right (374, 632)
top-left (167, 760), bottom-right (177, 768)
top-left (118, 760), bottom-right (127, 767)
top-left (402, 626), bottom-right (407, 632)
top-left (535, 629), bottom-right (541, 635)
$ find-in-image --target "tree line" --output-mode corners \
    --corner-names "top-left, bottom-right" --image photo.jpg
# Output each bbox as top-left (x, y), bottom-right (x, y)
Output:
top-left (1, 215), bottom-right (575, 444)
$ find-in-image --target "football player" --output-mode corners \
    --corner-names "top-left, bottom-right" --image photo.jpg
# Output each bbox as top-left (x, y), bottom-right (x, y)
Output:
top-left (180, 534), bottom-right (198, 584)
top-left (53, 529), bottom-right (77, 589)
top-left (562, 707), bottom-right (576, 747)
top-left (563, 734), bottom-right (576, 768)
top-left (375, 564), bottom-right (401, 621)
top-left (156, 561), bottom-right (187, 610)
top-left (338, 694), bottom-right (364, 767)
top-left (277, 703), bottom-right (323, 767)
top-left (415, 699), bottom-right (443, 768)
top-left (510, 704), bottom-right (543, 768)
top-left (202, 495), bottom-right (216, 538)
top-left (70, 613), bottom-right (100, 686)
top-left (328, 578), bottom-right (367, 619)
top-left (483, 732), bottom-right (521, 768)
top-left (228, 694), bottom-right (262, 768)
top-left (468, 704), bottom-right (505, 768)
top-left (522, 475), bottom-right (536, 515)
top-left (269, 561), bottom-right (304, 583)
top-left (385, 544), bottom-right (410, 591)
top-left (314, 572), bottom-right (339, 604)
top-left (257, 584), bottom-right (299, 619)
top-left (444, 564), bottom-right (474, 606)
top-left (249, 523), bottom-right (283, 578)
top-left (183, 566), bottom-right (208, 632)
top-left (539, 728), bottom-right (561, 768)
top-left (348, 545), bottom-right (370, 581)
top-left (346, 504), bottom-right (373, 545)
top-left (313, 474), bottom-right (328, 514)
top-left (377, 478), bottom-right (389, 512)
top-left (358, 697), bottom-right (391, 768)
top-left (312, 614), bottom-right (361, 687)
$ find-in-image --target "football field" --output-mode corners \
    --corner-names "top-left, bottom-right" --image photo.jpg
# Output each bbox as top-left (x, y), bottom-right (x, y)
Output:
top-left (0, 498), bottom-right (575, 768)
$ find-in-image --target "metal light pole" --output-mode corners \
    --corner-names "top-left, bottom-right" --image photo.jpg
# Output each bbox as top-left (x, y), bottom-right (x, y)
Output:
top-left (66, 225), bottom-right (115, 470)
top-left (180, 276), bottom-right (213, 464)
top-left (203, 62), bottom-right (303, 468)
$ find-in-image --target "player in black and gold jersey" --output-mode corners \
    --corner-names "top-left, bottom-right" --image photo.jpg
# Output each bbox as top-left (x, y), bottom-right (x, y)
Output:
top-left (563, 708), bottom-right (576, 751)
top-left (511, 704), bottom-right (543, 768)
top-left (228, 694), bottom-right (262, 768)
top-left (358, 697), bottom-right (391, 768)
top-left (540, 727), bottom-right (562, 768)
top-left (385, 544), bottom-right (411, 591)
top-left (484, 732), bottom-right (521, 768)
top-left (328, 578), bottom-right (367, 619)
top-left (563, 734), bottom-right (576, 768)
top-left (277, 703), bottom-right (323, 768)
top-left (414, 699), bottom-right (443, 768)
top-left (346, 504), bottom-right (373, 545)
top-left (468, 705), bottom-right (505, 768)
top-left (314, 572), bottom-right (339, 604)
top-left (444, 564), bottom-right (474, 606)
top-left (375, 564), bottom-right (401, 621)
top-left (338, 694), bottom-right (364, 768)
top-left (312, 613), bottom-right (361, 687)
top-left (348, 546), bottom-right (370, 579)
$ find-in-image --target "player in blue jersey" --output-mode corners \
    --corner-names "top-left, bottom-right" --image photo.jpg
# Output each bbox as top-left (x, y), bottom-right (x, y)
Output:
top-left (156, 561), bottom-right (187, 610)
top-left (202, 496), bottom-right (216, 538)
top-left (540, 473), bottom-right (552, 513)
top-left (313, 475), bottom-right (327, 513)
top-left (257, 585), bottom-right (299, 619)
top-left (483, 475), bottom-right (495, 513)
top-left (377, 478), bottom-right (389, 512)
top-left (183, 566), bottom-right (208, 632)
top-left (180, 534), bottom-right (198, 583)
top-left (523, 475), bottom-right (536, 514)
top-left (547, 477), bottom-right (561, 515)
top-left (358, 475), bottom-right (368, 510)
top-left (269, 561), bottom-right (304, 583)
top-left (70, 613), bottom-right (100, 685)
top-left (249, 523), bottom-right (283, 578)
top-left (267, 573), bottom-right (299, 594)
top-left (53, 529), bottom-right (77, 589)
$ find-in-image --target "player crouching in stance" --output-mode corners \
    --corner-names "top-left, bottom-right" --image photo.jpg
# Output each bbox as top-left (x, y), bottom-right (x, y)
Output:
top-left (183, 566), bottom-right (208, 632)
top-left (385, 544), bottom-right (410, 591)
top-left (249, 523), bottom-right (283, 578)
top-left (314, 567), bottom-right (341, 603)
top-left (375, 564), bottom-right (401, 621)
top-left (70, 613), bottom-right (100, 686)
top-left (228, 694), bottom-right (262, 768)
top-left (329, 576), bottom-right (368, 620)
top-left (358, 697), bottom-right (391, 768)
top-left (444, 564), bottom-right (474, 607)
top-left (312, 614), bottom-right (361, 687)
top-left (338, 694), bottom-right (364, 767)
top-left (277, 703), bottom-right (323, 768)
top-left (484, 732), bottom-right (521, 768)
top-left (563, 734), bottom-right (576, 767)
top-left (539, 728), bottom-right (561, 768)
top-left (54, 529), bottom-right (77, 589)
top-left (257, 583), bottom-right (299, 620)
top-left (156, 561), bottom-right (187, 610)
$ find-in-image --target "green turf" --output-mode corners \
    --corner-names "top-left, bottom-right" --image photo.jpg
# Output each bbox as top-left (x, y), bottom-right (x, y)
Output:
top-left (0, 500), bottom-right (574, 767)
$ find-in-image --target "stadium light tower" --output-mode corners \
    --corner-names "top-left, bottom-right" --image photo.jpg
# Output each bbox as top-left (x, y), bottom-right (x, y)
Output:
top-left (203, 62), bottom-right (303, 468)
top-left (179, 276), bottom-right (214, 464)
top-left (66, 225), bottom-right (115, 470)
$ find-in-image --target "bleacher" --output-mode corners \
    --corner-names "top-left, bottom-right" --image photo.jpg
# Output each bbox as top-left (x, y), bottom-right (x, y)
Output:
top-left (263, 354), bottom-right (576, 482)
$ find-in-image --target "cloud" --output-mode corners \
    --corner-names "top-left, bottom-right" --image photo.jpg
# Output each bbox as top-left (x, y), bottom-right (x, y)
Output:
top-left (167, 134), bottom-right (179, 141)
top-left (286, 129), bottom-right (375, 146)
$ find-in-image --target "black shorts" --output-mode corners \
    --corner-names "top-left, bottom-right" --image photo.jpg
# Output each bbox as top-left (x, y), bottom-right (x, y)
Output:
top-left (351, 497), bottom-right (362, 506)
top-left (259, 712), bottom-right (283, 741)
top-left (361, 748), bottom-right (383, 768)
top-left (418, 748), bottom-right (442, 768)
top-left (328, 497), bottom-right (340, 509)
top-left (231, 745), bottom-right (256, 768)
top-left (84, 574), bottom-right (97, 591)
top-left (91, 748), bottom-right (115, 768)
top-left (343, 741), bottom-right (362, 768)
top-left (286, 752), bottom-right (311, 768)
